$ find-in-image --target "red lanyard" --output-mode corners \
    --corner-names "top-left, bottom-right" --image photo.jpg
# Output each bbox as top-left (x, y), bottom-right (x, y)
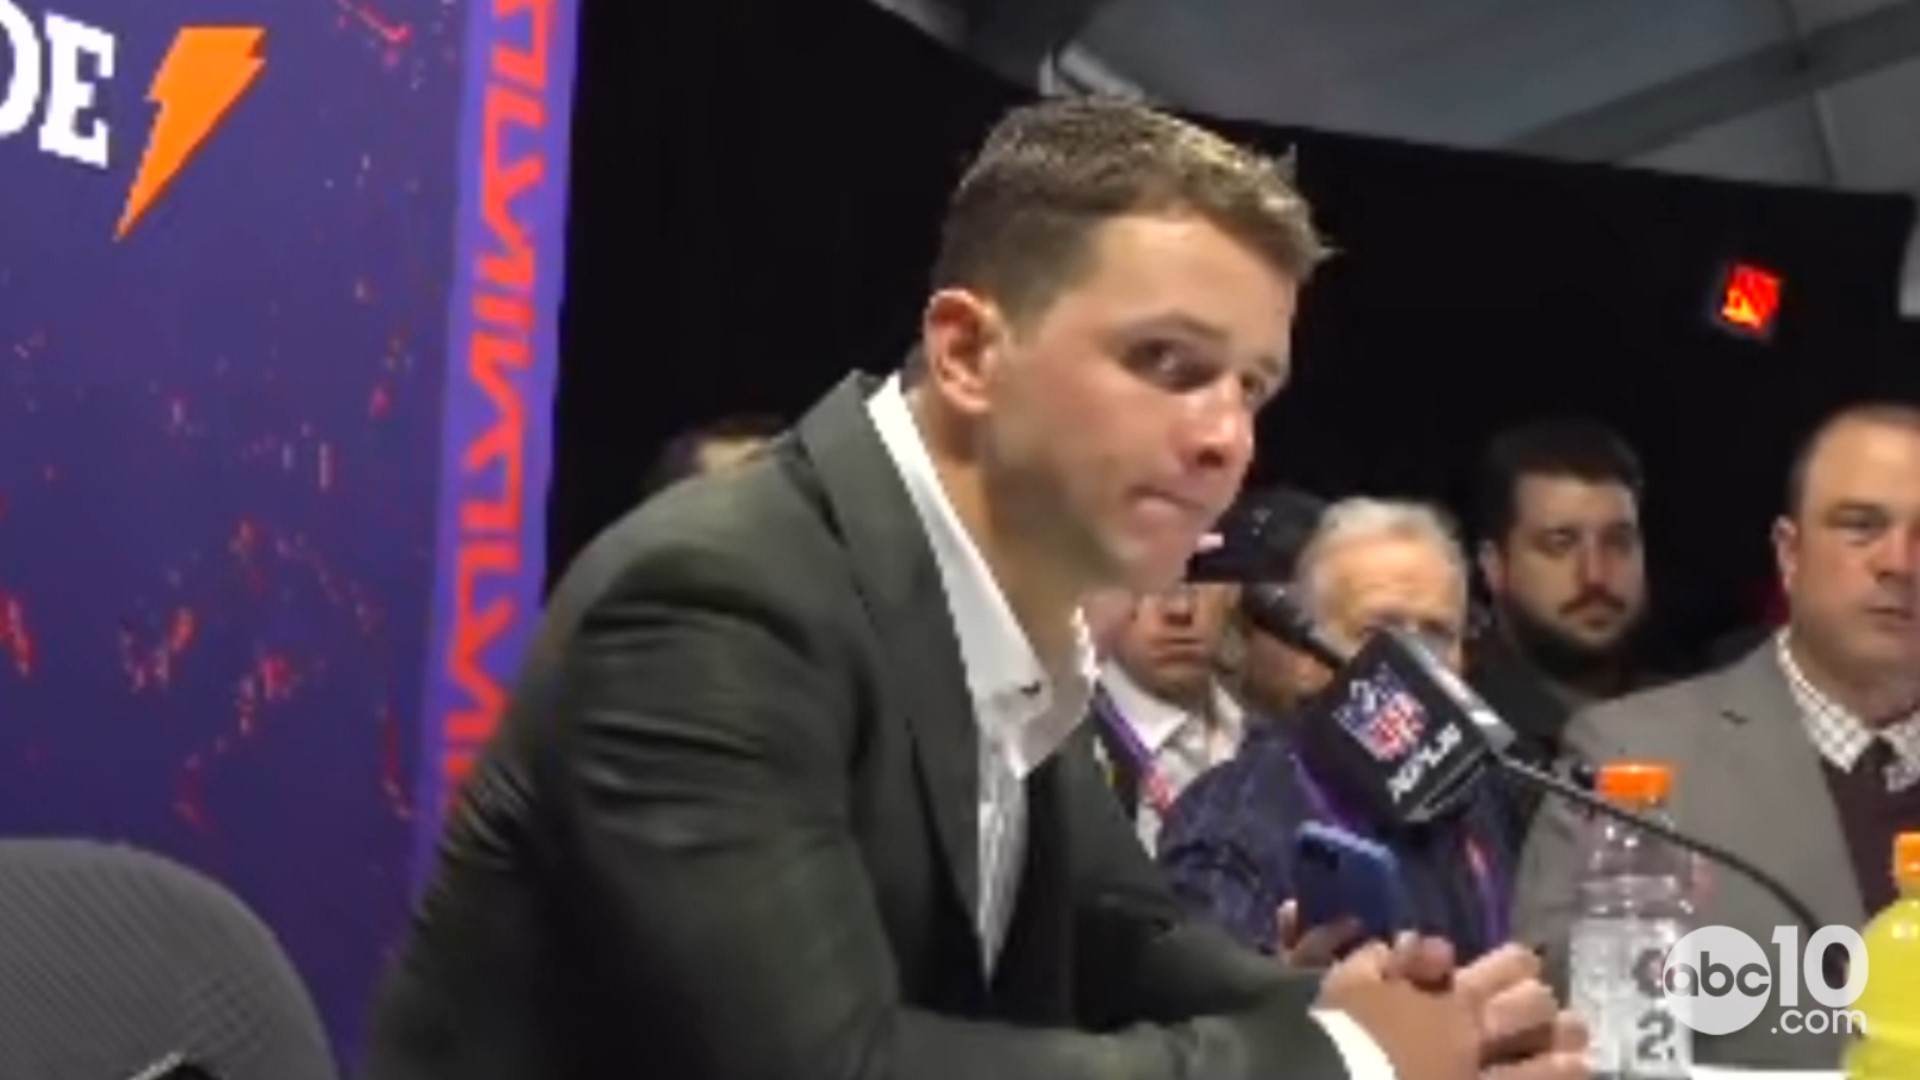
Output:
top-left (1461, 833), bottom-right (1508, 943)
top-left (1096, 691), bottom-right (1178, 814)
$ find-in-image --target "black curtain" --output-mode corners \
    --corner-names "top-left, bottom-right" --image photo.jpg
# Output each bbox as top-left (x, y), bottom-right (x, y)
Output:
top-left (552, 0), bottom-right (1017, 586)
top-left (555, 0), bottom-right (1919, 671)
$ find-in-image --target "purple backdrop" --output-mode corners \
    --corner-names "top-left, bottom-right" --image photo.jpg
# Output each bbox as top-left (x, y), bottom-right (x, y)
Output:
top-left (414, 0), bottom-right (576, 889)
top-left (0, 0), bottom-right (575, 1064)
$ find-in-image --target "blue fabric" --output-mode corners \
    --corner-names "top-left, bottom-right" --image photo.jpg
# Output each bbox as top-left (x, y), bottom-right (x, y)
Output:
top-left (1156, 719), bottom-right (1515, 960)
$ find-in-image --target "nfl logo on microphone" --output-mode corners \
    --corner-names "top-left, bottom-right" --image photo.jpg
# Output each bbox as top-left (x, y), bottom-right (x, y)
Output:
top-left (1336, 669), bottom-right (1427, 762)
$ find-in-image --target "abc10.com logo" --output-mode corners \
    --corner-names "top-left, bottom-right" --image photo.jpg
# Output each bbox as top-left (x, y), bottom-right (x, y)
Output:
top-left (1657, 925), bottom-right (1869, 1037)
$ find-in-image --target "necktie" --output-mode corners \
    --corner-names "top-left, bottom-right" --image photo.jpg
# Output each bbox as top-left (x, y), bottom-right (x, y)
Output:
top-left (1859, 736), bottom-right (1902, 792)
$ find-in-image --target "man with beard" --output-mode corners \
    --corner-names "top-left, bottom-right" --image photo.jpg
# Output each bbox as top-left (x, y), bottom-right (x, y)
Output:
top-left (1466, 419), bottom-right (1656, 830)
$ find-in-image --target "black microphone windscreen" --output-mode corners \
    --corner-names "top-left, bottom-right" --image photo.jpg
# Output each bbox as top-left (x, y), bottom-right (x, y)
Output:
top-left (1388, 629), bottom-right (1520, 758)
top-left (1293, 628), bottom-right (1496, 831)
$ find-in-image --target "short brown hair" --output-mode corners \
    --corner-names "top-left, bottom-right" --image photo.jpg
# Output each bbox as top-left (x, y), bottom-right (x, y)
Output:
top-left (1475, 419), bottom-right (1643, 543)
top-left (641, 412), bottom-right (785, 498)
top-left (931, 97), bottom-right (1329, 327)
top-left (1785, 403), bottom-right (1920, 517)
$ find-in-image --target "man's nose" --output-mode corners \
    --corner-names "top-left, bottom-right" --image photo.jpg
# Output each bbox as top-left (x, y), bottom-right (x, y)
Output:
top-left (1183, 383), bottom-right (1255, 473)
top-left (1574, 541), bottom-right (1614, 587)
top-left (1876, 523), bottom-right (1920, 580)
top-left (1159, 587), bottom-right (1197, 621)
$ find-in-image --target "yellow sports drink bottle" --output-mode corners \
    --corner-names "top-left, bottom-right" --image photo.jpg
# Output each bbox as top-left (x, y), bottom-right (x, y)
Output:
top-left (1845, 831), bottom-right (1920, 1079)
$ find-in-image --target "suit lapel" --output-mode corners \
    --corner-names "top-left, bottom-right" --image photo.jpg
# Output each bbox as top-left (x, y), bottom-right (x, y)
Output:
top-left (794, 372), bottom-right (983, 929)
top-left (990, 760), bottom-right (1074, 1020)
top-left (1698, 648), bottom-right (1866, 928)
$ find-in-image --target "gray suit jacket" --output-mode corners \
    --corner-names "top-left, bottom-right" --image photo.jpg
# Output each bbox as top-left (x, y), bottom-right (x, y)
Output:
top-left (1513, 642), bottom-right (1867, 1071)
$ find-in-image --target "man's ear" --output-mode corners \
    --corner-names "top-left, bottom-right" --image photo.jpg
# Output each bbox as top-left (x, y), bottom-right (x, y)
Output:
top-left (1476, 539), bottom-right (1506, 595)
top-left (920, 289), bottom-right (1008, 418)
top-left (1771, 516), bottom-right (1799, 595)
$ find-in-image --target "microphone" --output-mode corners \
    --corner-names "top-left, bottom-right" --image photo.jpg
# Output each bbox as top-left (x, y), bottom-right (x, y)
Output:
top-left (1374, 628), bottom-right (1835, 982)
top-left (1243, 583), bottom-right (1495, 827)
top-left (1243, 583), bottom-right (1834, 980)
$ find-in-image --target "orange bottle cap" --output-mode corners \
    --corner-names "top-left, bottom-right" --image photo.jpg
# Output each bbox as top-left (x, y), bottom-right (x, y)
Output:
top-left (1597, 761), bottom-right (1673, 804)
top-left (1895, 832), bottom-right (1920, 881)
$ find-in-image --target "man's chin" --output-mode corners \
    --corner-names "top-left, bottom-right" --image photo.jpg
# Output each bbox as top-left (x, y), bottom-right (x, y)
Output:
top-left (1105, 548), bottom-right (1192, 595)
top-left (1143, 672), bottom-right (1213, 702)
top-left (1561, 625), bottom-right (1628, 652)
top-left (1503, 606), bottom-right (1642, 680)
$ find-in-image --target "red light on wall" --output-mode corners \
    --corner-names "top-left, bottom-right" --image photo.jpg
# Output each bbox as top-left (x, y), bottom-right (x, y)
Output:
top-left (1713, 261), bottom-right (1783, 339)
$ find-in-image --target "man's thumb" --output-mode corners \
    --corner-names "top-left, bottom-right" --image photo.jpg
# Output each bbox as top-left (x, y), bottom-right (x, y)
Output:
top-left (1275, 899), bottom-right (1299, 945)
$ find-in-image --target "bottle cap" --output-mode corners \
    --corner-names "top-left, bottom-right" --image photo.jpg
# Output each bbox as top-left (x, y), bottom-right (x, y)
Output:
top-left (1596, 761), bottom-right (1673, 804)
top-left (1895, 832), bottom-right (1920, 882)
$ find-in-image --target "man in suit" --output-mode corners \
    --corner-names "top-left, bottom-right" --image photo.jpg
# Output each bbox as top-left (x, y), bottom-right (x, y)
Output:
top-left (366, 98), bottom-right (1584, 1080)
top-left (1514, 402), bottom-right (1920, 1069)
top-left (1091, 576), bottom-right (1246, 852)
top-left (1088, 486), bottom-right (1328, 848)
top-left (1465, 419), bottom-right (1664, 848)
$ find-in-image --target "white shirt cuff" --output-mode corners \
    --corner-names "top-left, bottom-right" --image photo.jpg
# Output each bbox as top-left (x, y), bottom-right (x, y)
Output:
top-left (1308, 1008), bottom-right (1399, 1080)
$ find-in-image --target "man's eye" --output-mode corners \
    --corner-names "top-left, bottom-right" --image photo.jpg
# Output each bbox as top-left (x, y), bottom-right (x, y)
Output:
top-left (1536, 533), bottom-right (1578, 557)
top-left (1239, 370), bottom-right (1276, 407)
top-left (1833, 514), bottom-right (1888, 541)
top-left (1127, 342), bottom-right (1209, 389)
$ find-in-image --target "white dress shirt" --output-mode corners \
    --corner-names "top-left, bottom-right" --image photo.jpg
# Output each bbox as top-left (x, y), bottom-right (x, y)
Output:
top-left (1098, 663), bottom-right (1245, 851)
top-left (865, 374), bottom-right (1396, 1079)
top-left (868, 376), bottom-right (1097, 972)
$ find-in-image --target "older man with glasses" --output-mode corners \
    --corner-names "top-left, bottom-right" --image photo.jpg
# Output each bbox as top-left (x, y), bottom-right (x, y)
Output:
top-left (1157, 497), bottom-right (1518, 966)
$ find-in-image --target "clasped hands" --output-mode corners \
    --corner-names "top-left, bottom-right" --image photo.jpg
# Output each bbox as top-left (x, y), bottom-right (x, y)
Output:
top-left (1282, 902), bottom-right (1589, 1080)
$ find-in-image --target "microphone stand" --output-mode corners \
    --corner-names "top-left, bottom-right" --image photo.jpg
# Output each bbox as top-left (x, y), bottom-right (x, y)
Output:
top-left (1492, 754), bottom-right (1840, 986)
top-left (1239, 586), bottom-right (1839, 981)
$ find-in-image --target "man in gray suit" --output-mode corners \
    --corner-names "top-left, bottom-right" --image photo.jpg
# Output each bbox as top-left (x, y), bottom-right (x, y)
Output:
top-left (1514, 403), bottom-right (1920, 1070)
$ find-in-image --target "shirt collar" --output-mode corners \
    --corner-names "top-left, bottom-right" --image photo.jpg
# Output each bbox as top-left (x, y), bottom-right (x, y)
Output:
top-left (1775, 630), bottom-right (1920, 780)
top-left (866, 375), bottom-right (1096, 771)
top-left (1099, 662), bottom-right (1243, 753)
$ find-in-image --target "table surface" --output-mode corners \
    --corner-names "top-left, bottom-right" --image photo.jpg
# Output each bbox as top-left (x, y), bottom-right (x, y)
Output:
top-left (1697, 1060), bottom-right (1843, 1068)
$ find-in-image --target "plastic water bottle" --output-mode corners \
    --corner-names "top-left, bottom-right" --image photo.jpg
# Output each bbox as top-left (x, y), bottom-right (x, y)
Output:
top-left (1846, 831), bottom-right (1920, 1079)
top-left (1567, 761), bottom-right (1695, 1080)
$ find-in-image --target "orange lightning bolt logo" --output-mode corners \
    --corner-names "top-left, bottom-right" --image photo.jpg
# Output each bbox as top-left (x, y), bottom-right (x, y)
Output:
top-left (116, 27), bottom-right (267, 240)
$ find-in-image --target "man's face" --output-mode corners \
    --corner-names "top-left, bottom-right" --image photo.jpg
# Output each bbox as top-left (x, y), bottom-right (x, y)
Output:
top-left (1239, 627), bottom-right (1316, 717)
top-left (1109, 583), bottom-right (1238, 703)
top-left (936, 213), bottom-right (1299, 594)
top-left (1483, 475), bottom-right (1646, 660)
top-left (1775, 419), bottom-right (1920, 686)
top-left (1286, 535), bottom-right (1466, 697)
